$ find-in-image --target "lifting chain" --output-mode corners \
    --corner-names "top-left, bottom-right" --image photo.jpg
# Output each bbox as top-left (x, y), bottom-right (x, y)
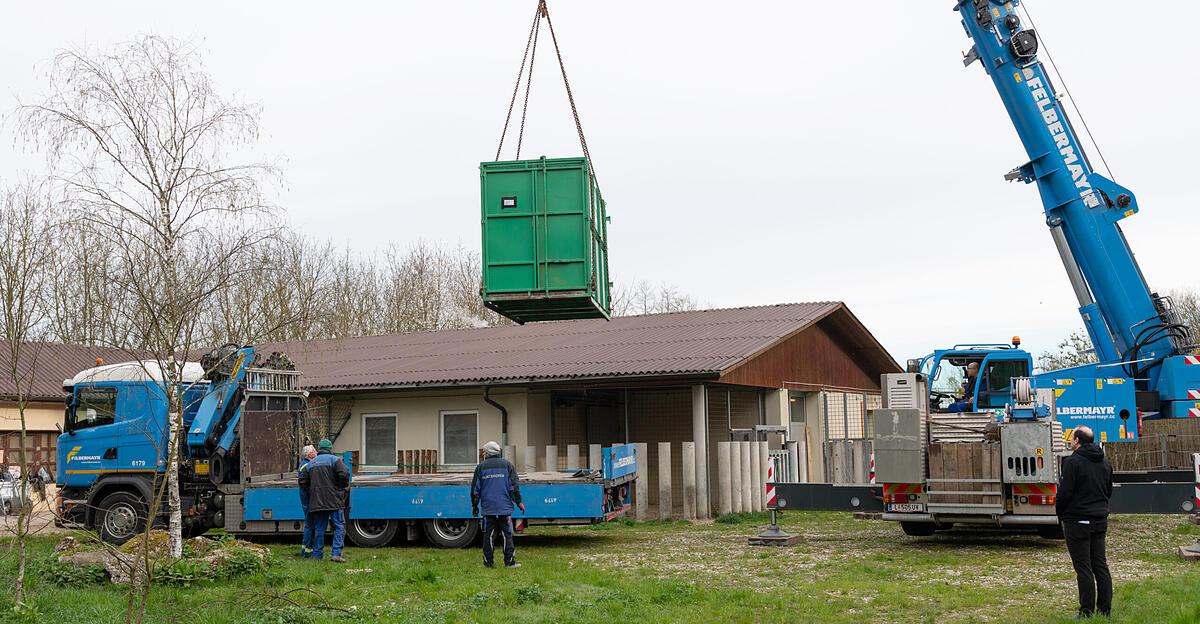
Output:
top-left (494, 0), bottom-right (599, 187)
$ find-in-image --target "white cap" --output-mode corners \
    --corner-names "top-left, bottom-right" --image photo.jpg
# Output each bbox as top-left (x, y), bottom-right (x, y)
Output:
top-left (483, 441), bottom-right (502, 457)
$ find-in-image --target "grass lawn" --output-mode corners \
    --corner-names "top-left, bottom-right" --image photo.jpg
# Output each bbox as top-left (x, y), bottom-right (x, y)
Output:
top-left (2, 512), bottom-right (1199, 624)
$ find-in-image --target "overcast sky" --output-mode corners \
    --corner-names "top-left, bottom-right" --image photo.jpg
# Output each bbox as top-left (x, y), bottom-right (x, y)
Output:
top-left (2, 1), bottom-right (1197, 363)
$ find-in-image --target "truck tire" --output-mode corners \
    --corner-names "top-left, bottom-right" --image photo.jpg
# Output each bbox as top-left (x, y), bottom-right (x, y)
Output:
top-left (422, 518), bottom-right (479, 548)
top-left (346, 519), bottom-right (400, 548)
top-left (900, 521), bottom-right (937, 537)
top-left (96, 491), bottom-right (147, 545)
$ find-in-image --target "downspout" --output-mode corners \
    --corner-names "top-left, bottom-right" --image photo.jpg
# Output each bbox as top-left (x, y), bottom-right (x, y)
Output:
top-left (483, 387), bottom-right (508, 447)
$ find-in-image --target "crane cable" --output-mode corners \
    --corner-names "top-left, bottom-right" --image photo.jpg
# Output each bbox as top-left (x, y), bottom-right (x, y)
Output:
top-left (493, 0), bottom-right (599, 186)
top-left (1018, 2), bottom-right (1115, 181)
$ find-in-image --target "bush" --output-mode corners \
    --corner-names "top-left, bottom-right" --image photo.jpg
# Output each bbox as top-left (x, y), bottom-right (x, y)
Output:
top-left (40, 559), bottom-right (108, 586)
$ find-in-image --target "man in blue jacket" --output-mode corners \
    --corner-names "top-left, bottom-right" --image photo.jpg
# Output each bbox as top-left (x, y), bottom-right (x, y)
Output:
top-left (470, 441), bottom-right (523, 568)
top-left (299, 439), bottom-right (349, 563)
top-left (297, 444), bottom-right (317, 557)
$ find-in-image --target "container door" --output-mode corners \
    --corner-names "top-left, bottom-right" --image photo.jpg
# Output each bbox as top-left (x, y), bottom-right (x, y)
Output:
top-left (482, 168), bottom-right (538, 294)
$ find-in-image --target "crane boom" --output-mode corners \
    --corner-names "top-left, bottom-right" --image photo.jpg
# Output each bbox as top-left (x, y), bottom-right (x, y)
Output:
top-left (955, 0), bottom-right (1189, 390)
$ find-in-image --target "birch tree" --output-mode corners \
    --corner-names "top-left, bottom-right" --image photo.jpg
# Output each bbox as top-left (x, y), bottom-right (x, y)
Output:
top-left (0, 179), bottom-right (57, 606)
top-left (18, 35), bottom-right (278, 588)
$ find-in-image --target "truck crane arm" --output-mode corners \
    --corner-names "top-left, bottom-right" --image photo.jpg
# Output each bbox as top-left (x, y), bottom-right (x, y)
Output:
top-left (954, 0), bottom-right (1198, 417)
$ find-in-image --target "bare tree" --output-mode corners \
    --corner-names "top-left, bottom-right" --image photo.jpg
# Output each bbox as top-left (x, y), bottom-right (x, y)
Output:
top-left (18, 35), bottom-right (279, 619)
top-left (611, 280), bottom-right (698, 316)
top-left (0, 179), bottom-right (57, 606)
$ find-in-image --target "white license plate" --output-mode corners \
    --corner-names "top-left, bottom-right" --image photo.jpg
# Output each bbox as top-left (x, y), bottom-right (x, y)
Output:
top-left (888, 503), bottom-right (923, 513)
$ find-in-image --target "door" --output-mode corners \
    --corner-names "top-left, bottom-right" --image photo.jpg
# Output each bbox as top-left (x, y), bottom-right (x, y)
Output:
top-left (61, 385), bottom-right (122, 487)
top-left (977, 357), bottom-right (1031, 410)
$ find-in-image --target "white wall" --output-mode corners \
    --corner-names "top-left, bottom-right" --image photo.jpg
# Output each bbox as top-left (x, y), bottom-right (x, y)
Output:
top-left (330, 388), bottom-right (530, 469)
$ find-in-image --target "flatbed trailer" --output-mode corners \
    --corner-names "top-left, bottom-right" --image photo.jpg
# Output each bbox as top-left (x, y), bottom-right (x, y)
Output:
top-left (221, 444), bottom-right (637, 548)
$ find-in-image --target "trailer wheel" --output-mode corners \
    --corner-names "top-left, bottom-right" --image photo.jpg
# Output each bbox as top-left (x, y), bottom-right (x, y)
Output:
top-left (96, 491), bottom-right (147, 545)
top-left (422, 518), bottom-right (479, 548)
top-left (899, 521), bottom-right (937, 537)
top-left (347, 519), bottom-right (399, 548)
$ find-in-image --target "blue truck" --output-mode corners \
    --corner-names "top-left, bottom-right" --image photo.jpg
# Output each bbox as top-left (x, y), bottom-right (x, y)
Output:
top-left (56, 345), bottom-right (636, 547)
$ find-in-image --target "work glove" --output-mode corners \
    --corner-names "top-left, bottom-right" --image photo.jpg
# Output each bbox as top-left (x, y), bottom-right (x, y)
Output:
top-left (517, 502), bottom-right (526, 513)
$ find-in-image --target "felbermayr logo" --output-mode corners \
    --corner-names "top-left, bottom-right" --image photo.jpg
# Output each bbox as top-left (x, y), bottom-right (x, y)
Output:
top-left (1058, 406), bottom-right (1116, 417)
top-left (66, 445), bottom-right (101, 462)
top-left (613, 456), bottom-right (634, 469)
top-left (1021, 67), bottom-right (1101, 209)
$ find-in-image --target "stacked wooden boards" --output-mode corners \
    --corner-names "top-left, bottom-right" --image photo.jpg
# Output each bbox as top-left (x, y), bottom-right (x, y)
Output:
top-left (927, 442), bottom-right (1003, 507)
top-left (1106, 418), bottom-right (1200, 471)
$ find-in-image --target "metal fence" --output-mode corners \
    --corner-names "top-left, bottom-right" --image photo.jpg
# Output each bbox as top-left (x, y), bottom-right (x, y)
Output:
top-left (822, 391), bottom-right (882, 441)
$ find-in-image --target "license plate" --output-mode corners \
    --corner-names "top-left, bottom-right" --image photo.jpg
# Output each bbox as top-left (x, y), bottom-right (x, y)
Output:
top-left (888, 503), bottom-right (922, 513)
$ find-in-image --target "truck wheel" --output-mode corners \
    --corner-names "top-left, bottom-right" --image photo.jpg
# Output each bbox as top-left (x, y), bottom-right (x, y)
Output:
top-left (347, 519), bottom-right (399, 548)
top-left (900, 521), bottom-right (937, 537)
top-left (422, 518), bottom-right (479, 548)
top-left (96, 491), bottom-right (147, 545)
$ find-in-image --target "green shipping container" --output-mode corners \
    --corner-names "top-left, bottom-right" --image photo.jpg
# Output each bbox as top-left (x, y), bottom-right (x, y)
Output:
top-left (480, 156), bottom-right (611, 323)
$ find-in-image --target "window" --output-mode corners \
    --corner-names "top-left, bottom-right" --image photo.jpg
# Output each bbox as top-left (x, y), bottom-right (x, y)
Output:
top-left (69, 388), bottom-right (118, 431)
top-left (441, 411), bottom-right (478, 465)
top-left (362, 414), bottom-right (397, 467)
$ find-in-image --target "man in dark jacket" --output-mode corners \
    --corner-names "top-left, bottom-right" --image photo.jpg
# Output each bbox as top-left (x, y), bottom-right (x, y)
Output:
top-left (297, 445), bottom-right (317, 557)
top-left (298, 439), bottom-right (350, 562)
top-left (1056, 426), bottom-right (1114, 618)
top-left (470, 441), bottom-right (524, 568)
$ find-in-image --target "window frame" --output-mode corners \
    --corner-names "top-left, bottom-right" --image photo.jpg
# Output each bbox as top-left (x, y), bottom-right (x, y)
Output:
top-left (68, 386), bottom-right (119, 432)
top-left (360, 412), bottom-right (398, 469)
top-left (439, 410), bottom-right (480, 467)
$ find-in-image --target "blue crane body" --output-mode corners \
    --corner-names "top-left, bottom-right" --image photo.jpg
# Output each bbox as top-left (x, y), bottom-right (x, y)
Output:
top-left (56, 345), bottom-right (635, 548)
top-left (770, 2), bottom-right (1200, 533)
top-left (955, 0), bottom-right (1199, 424)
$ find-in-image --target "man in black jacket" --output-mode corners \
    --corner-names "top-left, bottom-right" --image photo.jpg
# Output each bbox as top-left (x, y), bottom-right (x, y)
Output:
top-left (1056, 426), bottom-right (1114, 618)
top-left (298, 439), bottom-right (350, 562)
top-left (470, 441), bottom-right (524, 568)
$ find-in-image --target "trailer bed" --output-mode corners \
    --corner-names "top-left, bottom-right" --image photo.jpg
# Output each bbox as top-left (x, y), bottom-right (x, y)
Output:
top-left (247, 470), bottom-right (608, 488)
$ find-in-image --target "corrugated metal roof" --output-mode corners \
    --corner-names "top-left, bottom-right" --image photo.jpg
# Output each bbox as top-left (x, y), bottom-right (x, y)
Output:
top-left (265, 302), bottom-right (848, 391)
top-left (0, 341), bottom-right (140, 401)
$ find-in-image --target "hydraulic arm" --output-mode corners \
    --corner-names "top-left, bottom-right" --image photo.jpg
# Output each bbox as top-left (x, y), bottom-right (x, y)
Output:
top-left (955, 1), bottom-right (1192, 390)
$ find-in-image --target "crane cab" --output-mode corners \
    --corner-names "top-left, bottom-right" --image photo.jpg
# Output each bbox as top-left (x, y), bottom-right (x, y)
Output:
top-left (912, 342), bottom-right (1034, 417)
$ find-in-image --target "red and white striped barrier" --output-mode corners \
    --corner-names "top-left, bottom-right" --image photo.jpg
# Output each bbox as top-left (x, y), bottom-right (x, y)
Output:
top-left (766, 459), bottom-right (777, 508)
top-left (869, 452), bottom-right (876, 484)
top-left (1188, 390), bottom-right (1200, 400)
top-left (1185, 355), bottom-right (1200, 366)
top-left (1194, 453), bottom-right (1199, 514)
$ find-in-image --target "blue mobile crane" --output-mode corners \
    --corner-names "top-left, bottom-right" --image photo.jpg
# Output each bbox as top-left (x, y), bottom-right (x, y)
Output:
top-left (770, 1), bottom-right (1200, 533)
top-left (57, 345), bottom-right (635, 546)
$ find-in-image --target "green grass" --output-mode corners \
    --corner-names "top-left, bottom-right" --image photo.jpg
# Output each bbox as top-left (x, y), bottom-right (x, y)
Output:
top-left (2, 513), bottom-right (1199, 623)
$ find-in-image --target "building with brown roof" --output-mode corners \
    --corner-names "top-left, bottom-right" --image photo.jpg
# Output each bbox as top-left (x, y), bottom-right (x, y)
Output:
top-left (3, 302), bottom-right (899, 516)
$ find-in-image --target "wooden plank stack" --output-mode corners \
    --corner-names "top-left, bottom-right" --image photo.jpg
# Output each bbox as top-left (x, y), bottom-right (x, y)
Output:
top-left (927, 442), bottom-right (1001, 506)
top-left (1106, 418), bottom-right (1200, 471)
top-left (397, 449), bottom-right (439, 474)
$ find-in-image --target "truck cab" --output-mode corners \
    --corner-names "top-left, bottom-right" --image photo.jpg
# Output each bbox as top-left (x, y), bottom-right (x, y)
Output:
top-left (57, 361), bottom-right (207, 543)
top-left (914, 342), bottom-right (1034, 416)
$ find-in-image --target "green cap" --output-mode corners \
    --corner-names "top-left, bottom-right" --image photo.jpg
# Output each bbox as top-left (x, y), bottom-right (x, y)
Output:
top-left (318, 439), bottom-right (333, 451)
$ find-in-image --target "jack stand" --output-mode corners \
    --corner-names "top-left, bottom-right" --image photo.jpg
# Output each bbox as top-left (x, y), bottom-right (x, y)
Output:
top-left (1179, 539), bottom-right (1200, 562)
top-left (748, 509), bottom-right (801, 547)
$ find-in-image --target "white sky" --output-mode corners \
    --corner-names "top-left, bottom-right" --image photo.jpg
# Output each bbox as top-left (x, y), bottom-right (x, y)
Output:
top-left (2, 1), bottom-right (1197, 363)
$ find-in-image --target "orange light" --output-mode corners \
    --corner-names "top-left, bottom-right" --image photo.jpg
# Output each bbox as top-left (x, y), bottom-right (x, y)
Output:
top-left (95, 358), bottom-right (104, 366)
top-left (1012, 336), bottom-right (1021, 347)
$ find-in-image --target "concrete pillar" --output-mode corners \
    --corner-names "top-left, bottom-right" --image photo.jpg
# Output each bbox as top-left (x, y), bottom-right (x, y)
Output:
top-left (634, 443), bottom-right (648, 521)
top-left (503, 445), bottom-right (515, 464)
top-left (682, 442), bottom-right (697, 521)
top-left (691, 385), bottom-right (710, 519)
top-left (567, 444), bottom-right (580, 470)
top-left (750, 440), bottom-right (762, 512)
top-left (546, 445), bottom-right (558, 472)
top-left (658, 442), bottom-right (673, 520)
top-left (852, 440), bottom-right (867, 484)
top-left (717, 441), bottom-right (732, 516)
top-left (785, 440), bottom-right (800, 483)
top-left (797, 437), bottom-right (809, 483)
top-left (740, 441), bottom-right (752, 513)
top-left (524, 446), bottom-right (538, 473)
top-left (589, 444), bottom-right (602, 471)
top-left (731, 440), bottom-right (743, 513)
top-left (758, 441), bottom-right (769, 510)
